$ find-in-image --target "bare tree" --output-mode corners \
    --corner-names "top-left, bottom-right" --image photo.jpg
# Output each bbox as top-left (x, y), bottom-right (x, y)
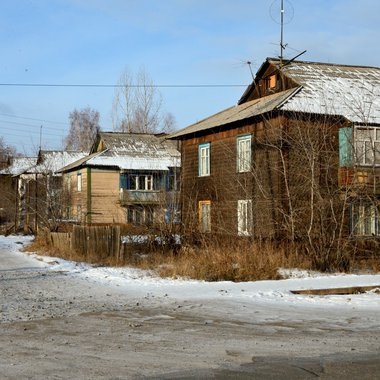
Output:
top-left (112, 67), bottom-right (176, 134)
top-left (0, 137), bottom-right (17, 168)
top-left (64, 107), bottom-right (100, 151)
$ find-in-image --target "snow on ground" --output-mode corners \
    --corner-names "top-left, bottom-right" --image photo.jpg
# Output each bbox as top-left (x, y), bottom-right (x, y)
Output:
top-left (3, 234), bottom-right (380, 315)
top-left (2, 235), bottom-right (380, 379)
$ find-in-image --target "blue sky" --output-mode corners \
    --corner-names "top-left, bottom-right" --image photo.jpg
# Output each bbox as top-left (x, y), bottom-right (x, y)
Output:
top-left (1, 0), bottom-right (380, 154)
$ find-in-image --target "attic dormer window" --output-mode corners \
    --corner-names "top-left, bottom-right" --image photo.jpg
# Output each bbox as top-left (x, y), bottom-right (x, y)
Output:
top-left (268, 75), bottom-right (277, 89)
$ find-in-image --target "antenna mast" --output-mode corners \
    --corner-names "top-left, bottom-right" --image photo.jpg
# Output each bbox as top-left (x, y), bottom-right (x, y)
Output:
top-left (280, 0), bottom-right (284, 62)
top-left (39, 125), bottom-right (42, 151)
top-left (246, 61), bottom-right (254, 80)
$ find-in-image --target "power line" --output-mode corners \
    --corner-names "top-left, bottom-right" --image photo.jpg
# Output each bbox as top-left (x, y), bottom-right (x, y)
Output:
top-left (0, 82), bottom-right (248, 88)
top-left (0, 112), bottom-right (68, 126)
top-left (0, 119), bottom-right (67, 132)
top-left (0, 126), bottom-right (65, 138)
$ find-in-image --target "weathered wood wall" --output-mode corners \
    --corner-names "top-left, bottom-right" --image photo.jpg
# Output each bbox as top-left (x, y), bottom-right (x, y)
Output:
top-left (181, 116), bottom-right (285, 238)
top-left (49, 225), bottom-right (121, 261)
top-left (89, 169), bottom-right (125, 224)
top-left (180, 113), bottom-right (342, 240)
top-left (65, 169), bottom-right (125, 224)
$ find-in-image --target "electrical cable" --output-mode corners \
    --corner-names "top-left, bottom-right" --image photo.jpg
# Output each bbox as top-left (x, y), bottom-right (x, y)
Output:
top-left (0, 83), bottom-right (248, 88)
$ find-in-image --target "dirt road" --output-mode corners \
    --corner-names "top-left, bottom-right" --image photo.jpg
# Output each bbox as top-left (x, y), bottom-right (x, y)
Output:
top-left (1, 237), bottom-right (380, 379)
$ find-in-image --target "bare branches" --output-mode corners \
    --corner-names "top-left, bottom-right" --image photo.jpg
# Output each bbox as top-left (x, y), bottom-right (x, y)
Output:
top-left (112, 67), bottom-right (176, 134)
top-left (64, 108), bottom-right (100, 151)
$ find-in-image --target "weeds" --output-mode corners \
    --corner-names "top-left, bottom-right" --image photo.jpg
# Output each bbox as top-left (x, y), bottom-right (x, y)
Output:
top-left (122, 240), bottom-right (312, 282)
top-left (23, 228), bottom-right (379, 282)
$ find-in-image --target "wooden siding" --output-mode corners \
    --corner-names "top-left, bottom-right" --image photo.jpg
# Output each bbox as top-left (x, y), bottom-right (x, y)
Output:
top-left (181, 116), bottom-right (285, 237)
top-left (180, 113), bottom-right (343, 239)
top-left (88, 169), bottom-right (124, 224)
top-left (243, 63), bottom-right (298, 103)
top-left (65, 168), bottom-right (125, 224)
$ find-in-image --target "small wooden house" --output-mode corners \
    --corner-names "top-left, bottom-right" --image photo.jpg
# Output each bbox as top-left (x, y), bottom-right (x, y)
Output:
top-left (59, 132), bottom-right (180, 225)
top-left (0, 151), bottom-right (86, 231)
top-left (0, 156), bottom-right (36, 227)
top-left (169, 58), bottom-right (380, 242)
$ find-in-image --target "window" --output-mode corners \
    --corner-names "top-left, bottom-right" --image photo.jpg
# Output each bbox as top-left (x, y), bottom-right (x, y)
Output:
top-left (145, 175), bottom-right (153, 191)
top-left (351, 202), bottom-right (379, 236)
top-left (355, 127), bottom-right (380, 166)
top-left (130, 175), bottom-right (154, 190)
top-left (77, 172), bottom-right (82, 192)
top-left (199, 143), bottom-right (210, 176)
top-left (237, 135), bottom-right (252, 172)
top-left (199, 200), bottom-right (211, 232)
top-left (165, 205), bottom-right (180, 224)
top-left (237, 200), bottom-right (253, 236)
top-left (268, 75), bottom-right (277, 89)
top-left (167, 168), bottom-right (180, 191)
top-left (127, 206), bottom-right (154, 225)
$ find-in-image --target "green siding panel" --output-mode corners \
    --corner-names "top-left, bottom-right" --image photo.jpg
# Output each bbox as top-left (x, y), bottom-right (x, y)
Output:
top-left (339, 127), bottom-right (353, 167)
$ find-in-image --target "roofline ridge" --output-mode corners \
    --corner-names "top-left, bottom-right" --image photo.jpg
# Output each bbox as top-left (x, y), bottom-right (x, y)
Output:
top-left (267, 57), bottom-right (380, 70)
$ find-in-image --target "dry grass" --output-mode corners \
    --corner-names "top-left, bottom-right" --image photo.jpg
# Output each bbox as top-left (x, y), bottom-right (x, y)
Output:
top-left (124, 241), bottom-right (312, 282)
top-left (25, 233), bottom-right (314, 281)
top-left (23, 230), bottom-right (380, 282)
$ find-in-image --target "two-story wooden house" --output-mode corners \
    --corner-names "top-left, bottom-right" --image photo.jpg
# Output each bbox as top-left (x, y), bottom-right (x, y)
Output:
top-left (169, 58), bottom-right (380, 244)
top-left (59, 132), bottom-right (180, 225)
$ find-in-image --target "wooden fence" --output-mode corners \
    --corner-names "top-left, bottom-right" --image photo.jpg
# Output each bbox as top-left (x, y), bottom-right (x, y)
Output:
top-left (49, 225), bottom-right (121, 261)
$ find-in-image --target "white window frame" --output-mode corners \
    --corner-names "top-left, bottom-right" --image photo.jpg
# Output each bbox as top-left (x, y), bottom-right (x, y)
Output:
top-left (131, 175), bottom-right (154, 190)
top-left (351, 202), bottom-right (379, 236)
top-left (145, 175), bottom-right (153, 191)
top-left (237, 135), bottom-right (252, 173)
top-left (355, 126), bottom-right (380, 166)
top-left (77, 172), bottom-right (82, 192)
top-left (199, 200), bottom-right (211, 233)
top-left (199, 143), bottom-right (210, 177)
top-left (237, 199), bottom-right (253, 236)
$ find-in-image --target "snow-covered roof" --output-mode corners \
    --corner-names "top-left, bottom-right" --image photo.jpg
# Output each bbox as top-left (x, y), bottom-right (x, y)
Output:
top-left (170, 58), bottom-right (380, 139)
top-left (60, 133), bottom-right (180, 172)
top-left (30, 150), bottom-right (88, 175)
top-left (274, 59), bottom-right (380, 124)
top-left (0, 156), bottom-right (37, 176)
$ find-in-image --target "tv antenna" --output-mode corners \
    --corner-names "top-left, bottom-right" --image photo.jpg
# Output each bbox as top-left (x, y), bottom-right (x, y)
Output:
top-left (246, 61), bottom-right (254, 80)
top-left (270, 0), bottom-right (294, 62)
top-left (39, 125), bottom-right (42, 151)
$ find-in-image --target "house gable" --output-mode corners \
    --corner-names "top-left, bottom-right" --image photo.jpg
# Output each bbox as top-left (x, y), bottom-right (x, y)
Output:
top-left (240, 58), bottom-right (380, 125)
top-left (239, 59), bottom-right (300, 104)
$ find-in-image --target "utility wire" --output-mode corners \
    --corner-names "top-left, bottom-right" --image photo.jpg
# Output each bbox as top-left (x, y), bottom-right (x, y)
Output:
top-left (0, 83), bottom-right (248, 88)
top-left (0, 126), bottom-right (64, 138)
top-left (0, 112), bottom-right (68, 126)
top-left (0, 119), bottom-right (67, 132)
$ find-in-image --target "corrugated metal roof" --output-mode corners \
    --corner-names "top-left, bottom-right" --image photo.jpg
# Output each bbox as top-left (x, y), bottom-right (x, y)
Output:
top-left (169, 88), bottom-right (299, 139)
top-left (272, 59), bottom-right (380, 124)
top-left (170, 58), bottom-right (380, 139)
top-left (30, 151), bottom-right (88, 175)
top-left (0, 156), bottom-right (37, 176)
top-left (60, 133), bottom-right (180, 172)
top-left (97, 132), bottom-right (180, 158)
